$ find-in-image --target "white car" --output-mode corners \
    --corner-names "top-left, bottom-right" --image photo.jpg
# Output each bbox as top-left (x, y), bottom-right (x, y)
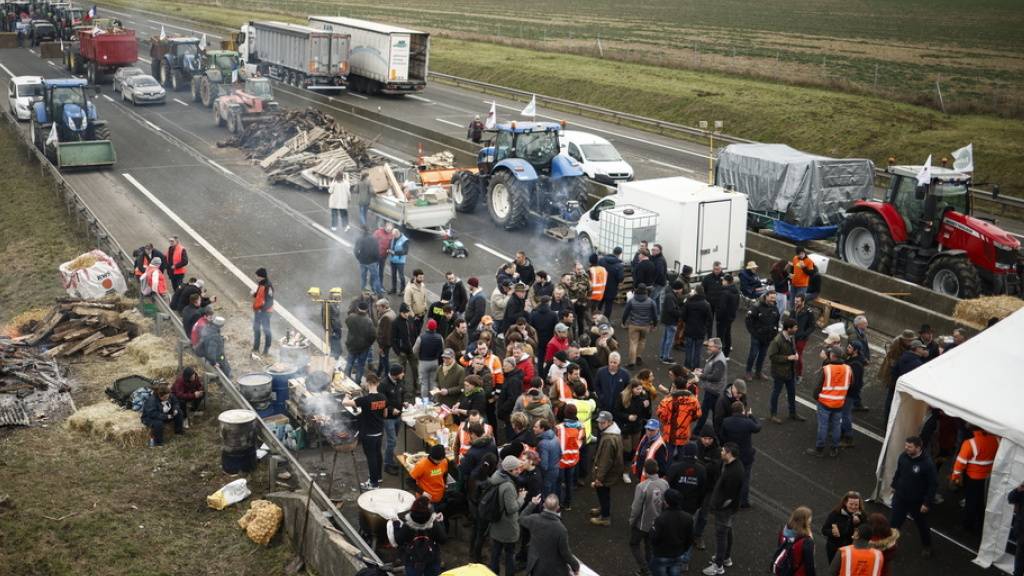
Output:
top-left (121, 74), bottom-right (166, 105)
top-left (113, 66), bottom-right (144, 93)
top-left (7, 76), bottom-right (43, 121)
top-left (559, 130), bottom-right (634, 184)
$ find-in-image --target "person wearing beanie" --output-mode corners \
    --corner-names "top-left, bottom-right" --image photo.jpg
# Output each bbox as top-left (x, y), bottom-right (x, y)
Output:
top-left (487, 455), bottom-right (526, 575)
top-left (139, 255), bottom-right (168, 299)
top-left (250, 267), bottom-right (274, 359)
top-left (394, 494), bottom-right (447, 576)
top-left (410, 443), bottom-right (450, 504)
top-left (650, 488), bottom-right (696, 574)
top-left (345, 301), bottom-right (376, 386)
top-left (413, 317), bottom-right (445, 401)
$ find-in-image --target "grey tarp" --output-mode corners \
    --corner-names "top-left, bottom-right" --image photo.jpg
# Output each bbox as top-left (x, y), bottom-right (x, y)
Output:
top-left (715, 143), bottom-right (874, 227)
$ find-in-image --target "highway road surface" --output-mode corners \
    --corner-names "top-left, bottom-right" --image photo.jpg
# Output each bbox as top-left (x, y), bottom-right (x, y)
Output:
top-left (0, 17), bottom-right (1001, 576)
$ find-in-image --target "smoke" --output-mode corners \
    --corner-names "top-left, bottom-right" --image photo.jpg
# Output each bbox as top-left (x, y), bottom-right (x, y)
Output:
top-left (300, 390), bottom-right (358, 446)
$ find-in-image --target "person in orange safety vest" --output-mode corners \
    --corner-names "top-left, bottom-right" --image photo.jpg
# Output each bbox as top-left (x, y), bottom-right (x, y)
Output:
top-left (140, 257), bottom-right (167, 298)
top-left (952, 427), bottom-right (999, 534)
top-left (807, 347), bottom-right (852, 458)
top-left (588, 253), bottom-right (608, 314)
top-left (831, 524), bottom-right (884, 576)
top-left (165, 235), bottom-right (189, 291)
top-left (556, 403), bottom-right (587, 510)
top-left (456, 410), bottom-right (493, 462)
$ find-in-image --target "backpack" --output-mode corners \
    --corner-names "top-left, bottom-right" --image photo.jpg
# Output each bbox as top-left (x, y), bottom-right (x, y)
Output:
top-left (478, 481), bottom-right (505, 523)
top-left (130, 386), bottom-right (154, 412)
top-left (406, 532), bottom-right (437, 570)
top-left (771, 534), bottom-right (805, 576)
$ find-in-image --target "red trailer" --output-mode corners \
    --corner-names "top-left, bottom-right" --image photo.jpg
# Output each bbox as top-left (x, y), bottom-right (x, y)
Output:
top-left (63, 25), bottom-right (138, 84)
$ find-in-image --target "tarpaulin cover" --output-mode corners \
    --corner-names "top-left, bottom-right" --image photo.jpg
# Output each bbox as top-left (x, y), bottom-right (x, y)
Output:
top-left (715, 144), bottom-right (874, 227)
top-left (875, 308), bottom-right (1024, 573)
top-left (772, 220), bottom-right (838, 242)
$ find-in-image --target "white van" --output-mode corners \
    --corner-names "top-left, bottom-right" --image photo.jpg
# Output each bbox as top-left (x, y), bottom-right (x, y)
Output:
top-left (574, 176), bottom-right (748, 276)
top-left (8, 76), bottom-right (43, 121)
top-left (559, 130), bottom-right (634, 184)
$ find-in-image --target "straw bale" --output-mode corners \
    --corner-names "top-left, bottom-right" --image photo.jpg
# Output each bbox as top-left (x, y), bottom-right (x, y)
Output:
top-left (953, 296), bottom-right (1024, 328)
top-left (238, 500), bottom-right (283, 546)
top-left (2, 308), bottom-right (50, 338)
top-left (67, 402), bottom-right (149, 448)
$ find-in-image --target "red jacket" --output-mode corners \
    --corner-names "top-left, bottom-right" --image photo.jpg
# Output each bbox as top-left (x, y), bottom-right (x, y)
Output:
top-left (190, 316), bottom-right (208, 348)
top-left (373, 228), bottom-right (392, 259)
top-left (545, 336), bottom-right (569, 363)
top-left (172, 371), bottom-right (203, 401)
top-left (516, 356), bottom-right (535, 385)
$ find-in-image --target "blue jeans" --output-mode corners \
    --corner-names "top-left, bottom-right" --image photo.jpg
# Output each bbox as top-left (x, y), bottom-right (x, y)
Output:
top-left (841, 400), bottom-right (854, 438)
top-left (694, 389), bottom-right (719, 434)
top-left (651, 285), bottom-right (665, 318)
top-left (649, 555), bottom-right (686, 576)
top-left (384, 418), bottom-right (401, 468)
top-left (745, 336), bottom-right (769, 373)
top-left (542, 468), bottom-right (559, 498)
top-left (559, 466), bottom-right (578, 506)
top-left (684, 336), bottom-right (703, 369)
top-left (770, 377), bottom-right (797, 417)
top-left (347, 349), bottom-right (371, 385)
top-left (376, 348), bottom-right (391, 376)
top-left (252, 310), bottom-right (272, 353)
top-left (659, 324), bottom-right (677, 360)
top-left (815, 403), bottom-right (842, 449)
top-left (489, 540), bottom-right (516, 576)
top-left (358, 204), bottom-right (369, 227)
top-left (390, 261), bottom-right (406, 293)
top-left (359, 263), bottom-right (383, 294)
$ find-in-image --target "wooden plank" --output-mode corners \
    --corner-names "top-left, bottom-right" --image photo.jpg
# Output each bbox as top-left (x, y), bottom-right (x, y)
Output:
top-left (58, 327), bottom-right (97, 342)
top-left (83, 332), bottom-right (130, 356)
top-left (72, 305), bottom-right (112, 317)
top-left (61, 332), bottom-right (104, 356)
top-left (24, 308), bottom-right (64, 346)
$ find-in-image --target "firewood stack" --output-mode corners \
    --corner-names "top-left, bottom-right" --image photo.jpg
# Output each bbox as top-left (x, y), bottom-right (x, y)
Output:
top-left (13, 297), bottom-right (150, 359)
top-left (0, 342), bottom-right (67, 399)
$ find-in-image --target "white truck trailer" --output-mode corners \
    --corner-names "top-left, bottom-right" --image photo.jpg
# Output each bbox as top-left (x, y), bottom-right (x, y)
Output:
top-left (307, 15), bottom-right (428, 95)
top-left (574, 176), bottom-right (748, 276)
top-left (237, 21), bottom-right (349, 90)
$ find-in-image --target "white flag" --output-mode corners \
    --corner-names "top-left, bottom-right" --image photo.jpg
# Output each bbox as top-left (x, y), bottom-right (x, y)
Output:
top-left (521, 94), bottom-right (536, 117)
top-left (231, 68), bottom-right (239, 84)
top-left (159, 25), bottom-right (166, 40)
top-left (484, 101), bottom-right (496, 130)
top-left (916, 155), bottom-right (932, 187)
top-left (200, 33), bottom-right (207, 51)
top-left (45, 122), bottom-right (58, 146)
top-left (951, 143), bottom-right (973, 173)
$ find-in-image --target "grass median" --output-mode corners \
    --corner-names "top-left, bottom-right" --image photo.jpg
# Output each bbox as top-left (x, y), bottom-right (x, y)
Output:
top-left (98, 0), bottom-right (1024, 196)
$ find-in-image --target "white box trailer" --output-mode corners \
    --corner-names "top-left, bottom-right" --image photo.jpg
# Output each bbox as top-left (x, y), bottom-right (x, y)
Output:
top-left (307, 15), bottom-right (428, 95)
top-left (238, 21), bottom-right (349, 90)
top-left (574, 176), bottom-right (748, 276)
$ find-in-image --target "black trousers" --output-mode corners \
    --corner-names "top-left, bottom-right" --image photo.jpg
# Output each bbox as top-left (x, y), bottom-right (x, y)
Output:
top-left (963, 476), bottom-right (988, 533)
top-left (890, 496), bottom-right (932, 547)
top-left (716, 319), bottom-right (733, 357)
top-left (362, 433), bottom-right (383, 485)
top-left (147, 413), bottom-right (184, 445)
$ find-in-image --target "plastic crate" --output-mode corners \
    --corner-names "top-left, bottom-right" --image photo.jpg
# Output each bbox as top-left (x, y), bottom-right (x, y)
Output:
top-left (598, 205), bottom-right (658, 255)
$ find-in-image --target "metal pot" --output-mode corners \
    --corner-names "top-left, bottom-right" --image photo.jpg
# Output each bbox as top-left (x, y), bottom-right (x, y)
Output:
top-left (238, 372), bottom-right (273, 406)
top-left (357, 488), bottom-right (414, 547)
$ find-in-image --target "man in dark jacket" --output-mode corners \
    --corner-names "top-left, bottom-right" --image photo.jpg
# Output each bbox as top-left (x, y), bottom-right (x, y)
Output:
top-left (705, 443), bottom-right (744, 575)
top-left (885, 339), bottom-right (929, 422)
top-left (622, 284), bottom-right (658, 367)
top-left (719, 401), bottom-right (761, 509)
top-left (414, 319), bottom-right (445, 401)
top-left (716, 274), bottom-right (740, 358)
top-left (141, 383), bottom-right (184, 447)
top-left (530, 271), bottom-right (554, 307)
top-left (633, 249), bottom-right (657, 288)
top-left (599, 247), bottom-right (626, 317)
top-left (792, 294), bottom-right (816, 382)
top-left (658, 280), bottom-right (686, 364)
top-left (355, 226), bottom-right (383, 295)
top-left (666, 442), bottom-right (708, 516)
top-left (594, 352), bottom-right (631, 414)
top-left (712, 379), bottom-right (748, 437)
top-left (701, 261), bottom-right (725, 328)
top-left (345, 302), bottom-right (376, 385)
top-left (694, 424), bottom-right (721, 551)
top-left (650, 244), bottom-right (669, 317)
top-left (767, 318), bottom-right (805, 423)
top-left (391, 304), bottom-right (419, 396)
top-left (198, 316), bottom-right (231, 377)
top-left (181, 292), bottom-right (204, 339)
top-left (441, 271), bottom-right (469, 315)
top-left (840, 341), bottom-right (866, 447)
top-left (682, 286), bottom-right (713, 369)
top-left (650, 489), bottom-right (696, 574)
top-left (514, 251), bottom-right (536, 288)
top-left (530, 296), bottom-right (558, 373)
top-left (744, 291), bottom-right (780, 380)
top-left (381, 364), bottom-right (405, 475)
top-left (501, 282), bottom-right (530, 334)
top-left (465, 277), bottom-right (487, 334)
top-left (458, 422), bottom-right (498, 482)
top-left (889, 435), bottom-right (937, 556)
top-left (519, 494), bottom-right (580, 576)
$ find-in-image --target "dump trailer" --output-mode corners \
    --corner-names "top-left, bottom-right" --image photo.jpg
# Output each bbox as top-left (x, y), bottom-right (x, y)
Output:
top-left (63, 24), bottom-right (137, 84)
top-left (29, 78), bottom-right (115, 169)
top-left (307, 15), bottom-right (427, 95)
top-left (237, 20), bottom-right (348, 90)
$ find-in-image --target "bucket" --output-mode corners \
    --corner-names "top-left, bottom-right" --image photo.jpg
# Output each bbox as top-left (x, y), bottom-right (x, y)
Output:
top-left (218, 409), bottom-right (257, 474)
top-left (266, 363), bottom-right (297, 405)
top-left (238, 373), bottom-right (272, 409)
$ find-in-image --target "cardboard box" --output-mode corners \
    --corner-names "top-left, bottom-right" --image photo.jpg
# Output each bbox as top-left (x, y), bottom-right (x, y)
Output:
top-left (414, 415), bottom-right (443, 439)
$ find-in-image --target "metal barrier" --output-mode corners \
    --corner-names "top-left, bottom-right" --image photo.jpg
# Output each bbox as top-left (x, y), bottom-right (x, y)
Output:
top-left (1, 107), bottom-right (382, 566)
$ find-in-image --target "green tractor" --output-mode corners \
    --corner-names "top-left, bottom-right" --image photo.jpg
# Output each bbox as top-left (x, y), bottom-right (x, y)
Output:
top-left (29, 78), bottom-right (115, 169)
top-left (190, 49), bottom-right (243, 108)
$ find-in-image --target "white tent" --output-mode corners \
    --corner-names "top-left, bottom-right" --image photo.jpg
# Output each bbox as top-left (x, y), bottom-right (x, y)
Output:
top-left (875, 308), bottom-right (1024, 573)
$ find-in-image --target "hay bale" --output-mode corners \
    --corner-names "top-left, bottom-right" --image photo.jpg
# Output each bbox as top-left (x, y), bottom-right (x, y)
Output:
top-left (2, 308), bottom-right (51, 338)
top-left (67, 402), bottom-right (149, 448)
top-left (953, 296), bottom-right (1024, 328)
top-left (238, 500), bottom-right (283, 546)
top-left (126, 333), bottom-right (165, 364)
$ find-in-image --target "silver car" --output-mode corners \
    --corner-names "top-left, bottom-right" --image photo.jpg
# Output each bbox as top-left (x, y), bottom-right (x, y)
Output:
top-left (122, 75), bottom-right (166, 105)
top-left (113, 66), bottom-right (144, 93)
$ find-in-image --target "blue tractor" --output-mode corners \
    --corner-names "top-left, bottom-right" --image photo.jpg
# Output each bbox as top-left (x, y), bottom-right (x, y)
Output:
top-left (30, 78), bottom-right (115, 169)
top-left (450, 121), bottom-right (589, 230)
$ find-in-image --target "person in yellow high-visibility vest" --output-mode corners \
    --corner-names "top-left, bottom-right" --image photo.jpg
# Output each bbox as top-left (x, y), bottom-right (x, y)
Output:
top-left (951, 427), bottom-right (999, 534)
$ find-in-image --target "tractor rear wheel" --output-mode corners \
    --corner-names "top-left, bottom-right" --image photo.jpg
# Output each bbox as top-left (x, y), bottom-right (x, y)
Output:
top-left (160, 61), bottom-right (170, 87)
top-left (575, 232), bottom-right (595, 263)
top-left (191, 78), bottom-right (201, 102)
top-left (87, 62), bottom-right (97, 85)
top-left (95, 125), bottom-right (111, 140)
top-left (450, 171), bottom-right (481, 213)
top-left (200, 78), bottom-right (213, 107)
top-left (171, 69), bottom-right (183, 92)
top-left (226, 109), bottom-right (242, 134)
top-left (215, 106), bottom-right (225, 127)
top-left (487, 170), bottom-right (529, 230)
top-left (926, 255), bottom-right (980, 299)
top-left (838, 211), bottom-right (893, 274)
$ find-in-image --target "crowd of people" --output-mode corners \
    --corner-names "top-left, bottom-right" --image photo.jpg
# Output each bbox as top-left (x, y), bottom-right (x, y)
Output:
top-left (135, 230), bottom-right (1018, 576)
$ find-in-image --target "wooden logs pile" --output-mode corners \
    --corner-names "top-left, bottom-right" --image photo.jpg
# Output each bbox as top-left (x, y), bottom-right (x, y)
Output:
top-left (13, 296), bottom-right (150, 359)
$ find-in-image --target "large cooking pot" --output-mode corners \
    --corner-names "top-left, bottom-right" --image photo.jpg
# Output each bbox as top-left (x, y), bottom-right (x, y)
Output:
top-left (357, 488), bottom-right (414, 547)
top-left (218, 409), bottom-right (258, 473)
top-left (238, 373), bottom-right (272, 408)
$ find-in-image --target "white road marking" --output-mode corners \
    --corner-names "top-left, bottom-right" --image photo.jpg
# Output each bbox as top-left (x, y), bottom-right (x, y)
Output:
top-left (207, 159), bottom-right (234, 176)
top-left (370, 148), bottom-right (411, 166)
top-left (27, 49), bottom-right (36, 55)
top-left (47, 61), bottom-right (57, 68)
top-left (474, 243), bottom-right (513, 262)
top-left (406, 94), bottom-right (431, 103)
top-left (487, 99), bottom-right (711, 160)
top-left (138, 56), bottom-right (151, 64)
top-left (173, 98), bottom-right (189, 107)
top-left (346, 91), bottom-right (368, 100)
top-left (143, 119), bottom-right (162, 131)
top-left (121, 172), bottom-right (326, 352)
top-left (435, 118), bottom-right (461, 128)
top-left (647, 158), bottom-right (696, 174)
top-left (102, 94), bottom-right (114, 102)
top-left (0, 63), bottom-right (14, 77)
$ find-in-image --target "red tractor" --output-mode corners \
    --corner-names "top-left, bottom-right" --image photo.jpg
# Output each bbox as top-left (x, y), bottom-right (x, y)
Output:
top-left (211, 77), bottom-right (279, 134)
top-left (837, 165), bottom-right (1023, 298)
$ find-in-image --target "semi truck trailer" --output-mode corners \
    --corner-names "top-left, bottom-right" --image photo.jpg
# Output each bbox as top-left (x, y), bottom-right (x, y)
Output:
top-left (237, 20), bottom-right (349, 90)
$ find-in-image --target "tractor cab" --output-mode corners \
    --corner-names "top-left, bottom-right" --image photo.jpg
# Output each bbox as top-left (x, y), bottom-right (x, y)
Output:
top-left (885, 165), bottom-right (971, 248)
top-left (204, 50), bottom-right (241, 76)
top-left (477, 122), bottom-right (564, 176)
top-left (241, 77), bottom-right (273, 101)
top-left (42, 80), bottom-right (96, 140)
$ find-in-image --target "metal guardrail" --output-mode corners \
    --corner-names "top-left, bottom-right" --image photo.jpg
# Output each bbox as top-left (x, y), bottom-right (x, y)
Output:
top-left (429, 72), bottom-right (1024, 213)
top-left (0, 108), bottom-right (381, 566)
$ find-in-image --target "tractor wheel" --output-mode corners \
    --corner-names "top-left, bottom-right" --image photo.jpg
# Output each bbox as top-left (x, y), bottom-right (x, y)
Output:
top-left (95, 125), bottom-right (110, 140)
top-left (226, 110), bottom-right (242, 134)
top-left (565, 175), bottom-right (589, 220)
top-left (215, 106), bottom-right (225, 127)
top-left (838, 211), bottom-right (894, 274)
top-left (191, 78), bottom-right (201, 102)
top-left (450, 171), bottom-right (481, 213)
top-left (87, 62), bottom-right (97, 85)
top-left (926, 255), bottom-right (980, 299)
top-left (171, 69), bottom-right (183, 92)
top-left (200, 78), bottom-right (213, 107)
top-left (487, 170), bottom-right (529, 230)
top-left (575, 232), bottom-right (595, 263)
top-left (160, 62), bottom-right (170, 87)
